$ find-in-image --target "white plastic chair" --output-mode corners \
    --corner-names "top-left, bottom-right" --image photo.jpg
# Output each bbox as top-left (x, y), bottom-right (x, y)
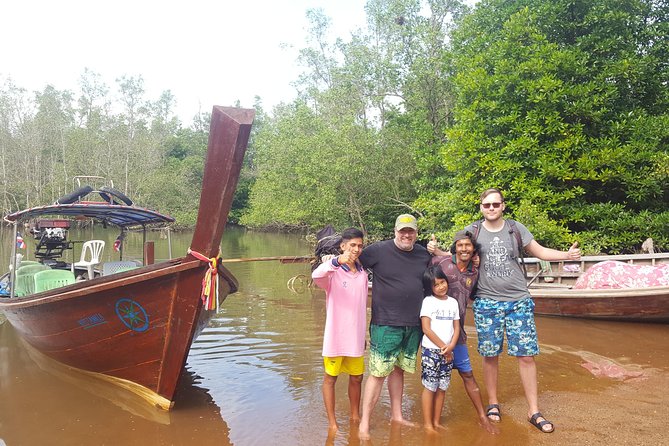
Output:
top-left (72, 240), bottom-right (105, 279)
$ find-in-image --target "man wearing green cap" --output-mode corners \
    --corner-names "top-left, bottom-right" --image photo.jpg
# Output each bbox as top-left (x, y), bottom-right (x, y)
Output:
top-left (358, 214), bottom-right (432, 439)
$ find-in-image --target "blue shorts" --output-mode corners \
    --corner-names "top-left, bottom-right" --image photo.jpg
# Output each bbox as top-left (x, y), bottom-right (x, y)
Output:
top-left (473, 297), bottom-right (539, 357)
top-left (452, 343), bottom-right (473, 373)
top-left (421, 347), bottom-right (453, 392)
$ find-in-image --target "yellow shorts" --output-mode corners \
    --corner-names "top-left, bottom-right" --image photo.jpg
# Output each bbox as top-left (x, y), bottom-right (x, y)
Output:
top-left (323, 356), bottom-right (364, 377)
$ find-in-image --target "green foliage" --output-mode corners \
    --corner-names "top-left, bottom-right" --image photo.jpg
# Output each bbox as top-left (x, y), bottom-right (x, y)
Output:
top-left (568, 203), bottom-right (669, 254)
top-left (415, 0), bottom-right (669, 252)
top-left (0, 69), bottom-right (254, 228)
top-left (241, 101), bottom-right (411, 233)
top-left (243, 0), bottom-right (466, 237)
top-left (139, 156), bottom-right (203, 226)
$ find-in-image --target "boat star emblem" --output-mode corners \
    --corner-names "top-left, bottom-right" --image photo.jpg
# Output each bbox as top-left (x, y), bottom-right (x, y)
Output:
top-left (115, 298), bottom-right (149, 332)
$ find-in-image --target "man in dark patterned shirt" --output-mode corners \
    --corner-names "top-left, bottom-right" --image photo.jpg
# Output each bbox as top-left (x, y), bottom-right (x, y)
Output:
top-left (431, 230), bottom-right (498, 434)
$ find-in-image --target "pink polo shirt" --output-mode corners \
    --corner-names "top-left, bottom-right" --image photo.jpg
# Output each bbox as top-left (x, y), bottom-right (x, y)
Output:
top-left (312, 259), bottom-right (369, 357)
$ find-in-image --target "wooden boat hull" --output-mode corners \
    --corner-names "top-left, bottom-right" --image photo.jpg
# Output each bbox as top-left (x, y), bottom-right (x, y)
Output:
top-left (0, 258), bottom-right (238, 408)
top-left (531, 286), bottom-right (669, 322)
top-left (525, 253), bottom-right (669, 323)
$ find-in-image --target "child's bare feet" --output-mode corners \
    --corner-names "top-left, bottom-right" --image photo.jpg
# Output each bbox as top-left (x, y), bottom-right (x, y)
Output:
top-left (424, 424), bottom-right (438, 434)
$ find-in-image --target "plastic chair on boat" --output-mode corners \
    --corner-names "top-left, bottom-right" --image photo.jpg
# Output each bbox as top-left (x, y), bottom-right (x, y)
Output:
top-left (10, 254), bottom-right (39, 272)
top-left (102, 261), bottom-right (140, 276)
top-left (34, 269), bottom-right (76, 293)
top-left (72, 240), bottom-right (105, 279)
top-left (15, 264), bottom-right (49, 296)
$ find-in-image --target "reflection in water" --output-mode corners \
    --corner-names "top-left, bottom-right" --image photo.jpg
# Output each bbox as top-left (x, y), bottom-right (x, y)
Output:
top-left (0, 321), bottom-right (231, 445)
top-left (2, 227), bottom-right (669, 445)
top-left (21, 330), bottom-right (171, 425)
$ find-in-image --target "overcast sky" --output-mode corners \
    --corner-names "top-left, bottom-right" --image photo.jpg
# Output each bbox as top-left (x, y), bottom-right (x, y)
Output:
top-left (1, 0), bottom-right (368, 122)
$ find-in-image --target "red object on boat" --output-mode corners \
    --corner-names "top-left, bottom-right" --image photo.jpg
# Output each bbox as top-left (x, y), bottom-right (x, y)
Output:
top-left (37, 219), bottom-right (71, 229)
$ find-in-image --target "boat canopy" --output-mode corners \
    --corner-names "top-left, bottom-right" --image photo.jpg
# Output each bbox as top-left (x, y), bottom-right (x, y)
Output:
top-left (4, 203), bottom-right (174, 228)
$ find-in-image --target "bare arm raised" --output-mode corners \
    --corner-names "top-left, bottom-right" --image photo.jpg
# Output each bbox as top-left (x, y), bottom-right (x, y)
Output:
top-left (524, 240), bottom-right (581, 261)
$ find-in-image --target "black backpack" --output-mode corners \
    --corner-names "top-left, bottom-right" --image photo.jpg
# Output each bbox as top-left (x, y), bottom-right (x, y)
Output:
top-left (312, 225), bottom-right (342, 271)
top-left (470, 219), bottom-right (527, 276)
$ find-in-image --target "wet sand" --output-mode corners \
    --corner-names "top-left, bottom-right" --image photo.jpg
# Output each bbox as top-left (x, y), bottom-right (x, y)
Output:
top-left (521, 317), bottom-right (669, 446)
top-left (2, 301), bottom-right (669, 446)
top-left (401, 370), bottom-right (668, 446)
top-left (326, 314), bottom-right (669, 446)
top-left (526, 370), bottom-right (667, 446)
top-left (447, 356), bottom-right (668, 446)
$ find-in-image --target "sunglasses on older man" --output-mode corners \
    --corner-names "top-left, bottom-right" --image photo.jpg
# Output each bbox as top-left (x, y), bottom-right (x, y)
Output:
top-left (481, 202), bottom-right (503, 209)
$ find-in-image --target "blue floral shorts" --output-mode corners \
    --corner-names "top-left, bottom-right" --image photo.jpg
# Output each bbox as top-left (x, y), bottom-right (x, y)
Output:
top-left (421, 347), bottom-right (453, 392)
top-left (473, 297), bottom-right (539, 357)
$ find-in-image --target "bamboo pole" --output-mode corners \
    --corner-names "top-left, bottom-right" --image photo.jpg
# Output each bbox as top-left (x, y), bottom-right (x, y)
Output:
top-left (220, 255), bottom-right (314, 264)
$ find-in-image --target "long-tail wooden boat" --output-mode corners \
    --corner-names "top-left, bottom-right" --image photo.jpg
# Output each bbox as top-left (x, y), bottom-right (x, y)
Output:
top-left (0, 106), bottom-right (254, 409)
top-left (524, 252), bottom-right (669, 322)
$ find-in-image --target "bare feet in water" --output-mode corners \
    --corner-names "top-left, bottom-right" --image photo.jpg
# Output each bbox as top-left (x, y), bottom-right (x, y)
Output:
top-left (424, 425), bottom-right (439, 435)
top-left (390, 417), bottom-right (417, 427)
top-left (358, 427), bottom-right (371, 441)
top-left (479, 415), bottom-right (500, 434)
top-left (424, 423), bottom-right (447, 432)
top-left (359, 417), bottom-right (417, 440)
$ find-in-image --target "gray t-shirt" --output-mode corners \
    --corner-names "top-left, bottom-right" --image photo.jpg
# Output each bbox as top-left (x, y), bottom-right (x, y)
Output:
top-left (465, 220), bottom-right (534, 301)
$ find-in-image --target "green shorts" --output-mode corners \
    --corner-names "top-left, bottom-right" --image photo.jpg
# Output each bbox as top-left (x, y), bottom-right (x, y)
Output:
top-left (368, 324), bottom-right (422, 377)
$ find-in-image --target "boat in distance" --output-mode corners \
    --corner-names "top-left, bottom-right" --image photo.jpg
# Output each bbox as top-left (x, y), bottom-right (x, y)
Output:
top-left (525, 252), bottom-right (669, 323)
top-left (0, 106), bottom-right (254, 409)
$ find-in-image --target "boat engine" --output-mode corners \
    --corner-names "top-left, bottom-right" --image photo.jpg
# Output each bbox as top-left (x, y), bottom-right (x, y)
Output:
top-left (31, 219), bottom-right (71, 267)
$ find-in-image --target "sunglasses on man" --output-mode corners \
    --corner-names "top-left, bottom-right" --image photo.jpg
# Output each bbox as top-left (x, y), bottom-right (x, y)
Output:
top-left (481, 202), bottom-right (503, 209)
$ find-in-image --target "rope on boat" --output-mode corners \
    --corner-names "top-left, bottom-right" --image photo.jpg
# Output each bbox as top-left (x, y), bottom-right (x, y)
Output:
top-left (287, 274), bottom-right (312, 294)
top-left (187, 248), bottom-right (219, 311)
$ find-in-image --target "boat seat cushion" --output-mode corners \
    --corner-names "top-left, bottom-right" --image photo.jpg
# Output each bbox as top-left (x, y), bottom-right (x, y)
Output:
top-left (34, 269), bottom-right (76, 293)
top-left (15, 264), bottom-right (50, 296)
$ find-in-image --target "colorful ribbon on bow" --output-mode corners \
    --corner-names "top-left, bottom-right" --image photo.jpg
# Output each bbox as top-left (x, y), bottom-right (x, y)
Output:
top-left (187, 248), bottom-right (219, 311)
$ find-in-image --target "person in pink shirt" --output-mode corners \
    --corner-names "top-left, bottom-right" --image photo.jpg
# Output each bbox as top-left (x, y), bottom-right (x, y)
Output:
top-left (312, 227), bottom-right (368, 432)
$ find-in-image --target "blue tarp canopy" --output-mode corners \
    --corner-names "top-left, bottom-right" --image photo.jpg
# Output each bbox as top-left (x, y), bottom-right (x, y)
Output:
top-left (4, 203), bottom-right (174, 228)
